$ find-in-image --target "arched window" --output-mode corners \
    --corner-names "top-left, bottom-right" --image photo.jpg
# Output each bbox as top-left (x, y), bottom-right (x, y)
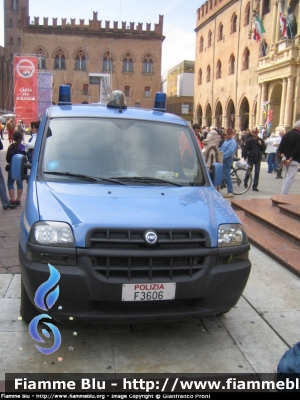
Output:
top-left (102, 51), bottom-right (113, 72)
top-left (143, 54), bottom-right (153, 73)
top-left (75, 50), bottom-right (86, 70)
top-left (242, 48), bottom-right (250, 70)
top-left (144, 86), bottom-right (151, 97)
top-left (9, 37), bottom-right (13, 45)
top-left (244, 2), bottom-right (250, 26)
top-left (35, 48), bottom-right (46, 69)
top-left (229, 54), bottom-right (235, 75)
top-left (262, 0), bottom-right (270, 16)
top-left (260, 40), bottom-right (268, 57)
top-left (231, 13), bottom-right (237, 33)
top-left (218, 23), bottom-right (224, 41)
top-left (124, 85), bottom-right (131, 97)
top-left (9, 19), bottom-right (13, 28)
top-left (122, 53), bottom-right (133, 72)
top-left (17, 37), bottom-right (21, 46)
top-left (199, 36), bottom-right (204, 53)
top-left (206, 65), bottom-right (211, 82)
top-left (208, 30), bottom-right (212, 47)
top-left (54, 49), bottom-right (66, 69)
top-left (198, 69), bottom-right (202, 85)
top-left (216, 60), bottom-right (222, 79)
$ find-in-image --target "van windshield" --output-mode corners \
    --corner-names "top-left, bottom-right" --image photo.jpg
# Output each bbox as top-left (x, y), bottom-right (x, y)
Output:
top-left (42, 118), bottom-right (205, 186)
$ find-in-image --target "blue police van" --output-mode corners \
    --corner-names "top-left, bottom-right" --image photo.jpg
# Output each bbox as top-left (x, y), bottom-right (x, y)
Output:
top-left (12, 86), bottom-right (251, 324)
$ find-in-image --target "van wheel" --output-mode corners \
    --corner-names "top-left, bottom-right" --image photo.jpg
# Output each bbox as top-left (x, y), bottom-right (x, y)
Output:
top-left (20, 279), bottom-right (39, 323)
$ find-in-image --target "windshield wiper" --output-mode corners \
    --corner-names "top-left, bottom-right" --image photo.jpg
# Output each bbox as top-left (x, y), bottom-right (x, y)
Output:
top-left (110, 176), bottom-right (183, 187)
top-left (43, 172), bottom-right (126, 184)
top-left (44, 171), bottom-right (98, 181)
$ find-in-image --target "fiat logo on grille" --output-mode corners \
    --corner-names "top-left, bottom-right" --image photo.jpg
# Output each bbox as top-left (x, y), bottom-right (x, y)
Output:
top-left (144, 230), bottom-right (158, 245)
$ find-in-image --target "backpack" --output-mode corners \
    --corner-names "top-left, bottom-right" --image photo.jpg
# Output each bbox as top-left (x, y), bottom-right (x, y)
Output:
top-left (6, 143), bottom-right (26, 163)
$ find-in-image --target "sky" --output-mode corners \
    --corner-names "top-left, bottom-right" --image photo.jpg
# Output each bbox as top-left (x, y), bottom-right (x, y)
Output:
top-left (0, 0), bottom-right (204, 74)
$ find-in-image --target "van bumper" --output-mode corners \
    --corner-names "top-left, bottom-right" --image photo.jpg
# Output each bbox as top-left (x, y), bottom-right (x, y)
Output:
top-left (20, 244), bottom-right (251, 323)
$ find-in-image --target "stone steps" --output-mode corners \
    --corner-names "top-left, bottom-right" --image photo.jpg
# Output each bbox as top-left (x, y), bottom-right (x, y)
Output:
top-left (231, 195), bottom-right (300, 276)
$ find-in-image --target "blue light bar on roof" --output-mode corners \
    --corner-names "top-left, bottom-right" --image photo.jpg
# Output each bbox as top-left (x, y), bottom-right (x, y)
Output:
top-left (153, 92), bottom-right (166, 112)
top-left (58, 85), bottom-right (72, 105)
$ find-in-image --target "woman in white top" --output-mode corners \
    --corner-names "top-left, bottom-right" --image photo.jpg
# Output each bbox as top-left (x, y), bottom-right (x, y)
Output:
top-left (25, 120), bottom-right (40, 163)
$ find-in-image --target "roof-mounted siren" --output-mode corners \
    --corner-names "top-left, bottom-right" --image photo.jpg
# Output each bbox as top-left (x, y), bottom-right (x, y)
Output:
top-left (153, 92), bottom-right (166, 112)
top-left (58, 85), bottom-right (72, 106)
top-left (107, 90), bottom-right (127, 112)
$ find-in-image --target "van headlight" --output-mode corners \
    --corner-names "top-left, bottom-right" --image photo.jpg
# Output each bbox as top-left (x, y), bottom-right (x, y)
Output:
top-left (30, 221), bottom-right (75, 247)
top-left (218, 224), bottom-right (248, 247)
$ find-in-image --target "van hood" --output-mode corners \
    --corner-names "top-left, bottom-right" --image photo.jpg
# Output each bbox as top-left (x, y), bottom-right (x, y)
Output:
top-left (35, 182), bottom-right (240, 247)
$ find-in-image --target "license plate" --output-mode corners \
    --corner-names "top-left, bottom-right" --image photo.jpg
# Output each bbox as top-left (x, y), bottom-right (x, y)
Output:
top-left (122, 283), bottom-right (176, 301)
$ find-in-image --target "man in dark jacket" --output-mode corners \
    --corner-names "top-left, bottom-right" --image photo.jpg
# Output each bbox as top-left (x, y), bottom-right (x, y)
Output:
top-left (278, 120), bottom-right (300, 194)
top-left (242, 127), bottom-right (266, 191)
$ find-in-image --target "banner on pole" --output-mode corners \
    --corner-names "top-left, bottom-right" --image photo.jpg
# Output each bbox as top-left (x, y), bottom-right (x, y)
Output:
top-left (14, 55), bottom-right (38, 126)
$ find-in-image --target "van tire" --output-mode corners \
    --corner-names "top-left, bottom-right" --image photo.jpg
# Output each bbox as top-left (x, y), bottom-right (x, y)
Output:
top-left (20, 279), bottom-right (39, 323)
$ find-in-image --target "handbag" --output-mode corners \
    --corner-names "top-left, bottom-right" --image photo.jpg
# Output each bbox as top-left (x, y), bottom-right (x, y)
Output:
top-left (0, 138), bottom-right (3, 151)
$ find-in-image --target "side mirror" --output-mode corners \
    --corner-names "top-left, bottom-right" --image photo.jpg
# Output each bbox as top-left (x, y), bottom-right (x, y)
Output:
top-left (11, 154), bottom-right (31, 182)
top-left (209, 162), bottom-right (223, 186)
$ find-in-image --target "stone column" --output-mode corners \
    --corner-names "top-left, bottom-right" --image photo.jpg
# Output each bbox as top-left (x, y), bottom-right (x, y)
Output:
top-left (273, 1), bottom-right (279, 43)
top-left (222, 115), bottom-right (227, 129)
top-left (236, 114), bottom-right (243, 131)
top-left (256, 83), bottom-right (262, 126)
top-left (279, 77), bottom-right (287, 126)
top-left (298, 2), bottom-right (300, 36)
top-left (212, 116), bottom-right (218, 127)
top-left (260, 83), bottom-right (268, 126)
top-left (284, 76), bottom-right (295, 129)
top-left (249, 114), bottom-right (255, 129)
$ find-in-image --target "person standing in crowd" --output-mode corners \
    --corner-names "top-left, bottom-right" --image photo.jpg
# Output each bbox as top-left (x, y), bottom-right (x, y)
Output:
top-left (273, 131), bottom-right (285, 179)
top-left (6, 130), bottom-right (26, 206)
top-left (6, 118), bottom-right (15, 144)
top-left (0, 119), bottom-right (4, 140)
top-left (278, 120), bottom-right (300, 194)
top-left (219, 128), bottom-right (237, 198)
top-left (0, 166), bottom-right (18, 210)
top-left (265, 133), bottom-right (278, 173)
top-left (17, 119), bottom-right (25, 143)
top-left (192, 123), bottom-right (203, 149)
top-left (202, 126), bottom-right (208, 140)
top-left (218, 131), bottom-right (227, 148)
top-left (0, 136), bottom-right (18, 210)
top-left (25, 120), bottom-right (40, 163)
top-left (242, 127), bottom-right (266, 191)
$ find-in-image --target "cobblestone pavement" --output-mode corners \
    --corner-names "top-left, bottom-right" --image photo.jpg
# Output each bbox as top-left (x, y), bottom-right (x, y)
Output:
top-left (1, 135), bottom-right (300, 274)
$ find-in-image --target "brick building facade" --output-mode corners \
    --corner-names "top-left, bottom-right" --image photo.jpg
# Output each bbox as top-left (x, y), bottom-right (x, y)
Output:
top-left (1, 0), bottom-right (164, 110)
top-left (0, 0), bottom-right (26, 112)
top-left (194, 0), bottom-right (300, 133)
top-left (0, 45), bottom-right (13, 113)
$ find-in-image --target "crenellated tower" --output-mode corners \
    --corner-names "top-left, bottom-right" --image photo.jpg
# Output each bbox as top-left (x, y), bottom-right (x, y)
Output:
top-left (4, 0), bottom-right (29, 56)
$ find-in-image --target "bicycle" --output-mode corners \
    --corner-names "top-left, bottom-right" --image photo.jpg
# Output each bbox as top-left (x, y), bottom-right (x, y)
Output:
top-left (220, 157), bottom-right (252, 195)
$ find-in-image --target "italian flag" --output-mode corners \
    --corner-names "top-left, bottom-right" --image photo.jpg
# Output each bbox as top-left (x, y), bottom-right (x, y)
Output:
top-left (253, 17), bottom-right (266, 42)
